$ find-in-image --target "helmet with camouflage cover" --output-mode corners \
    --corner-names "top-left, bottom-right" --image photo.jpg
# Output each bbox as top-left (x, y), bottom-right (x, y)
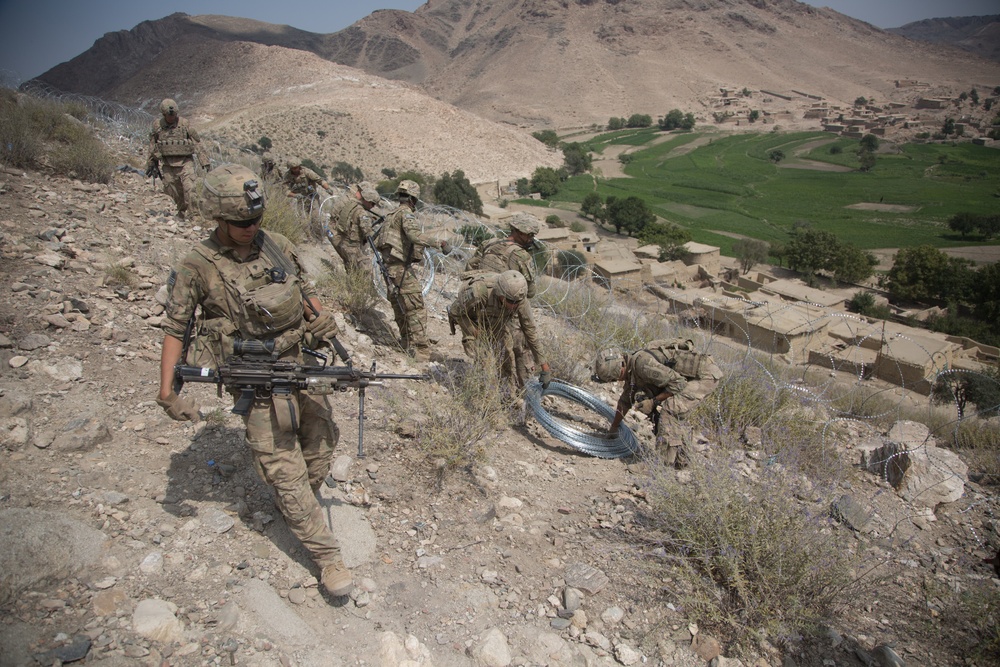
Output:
top-left (159, 98), bottom-right (178, 116)
top-left (285, 156), bottom-right (302, 169)
top-left (396, 179), bottom-right (420, 199)
top-left (494, 270), bottom-right (528, 303)
top-left (593, 348), bottom-right (624, 383)
top-left (508, 213), bottom-right (540, 235)
top-left (199, 164), bottom-right (265, 222)
top-left (359, 187), bottom-right (381, 205)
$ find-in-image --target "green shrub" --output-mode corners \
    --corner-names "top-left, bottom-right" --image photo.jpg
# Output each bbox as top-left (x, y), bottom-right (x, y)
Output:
top-left (569, 220), bottom-right (586, 232)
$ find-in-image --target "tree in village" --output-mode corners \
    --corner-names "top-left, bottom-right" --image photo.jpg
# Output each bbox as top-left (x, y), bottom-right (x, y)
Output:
top-left (638, 222), bottom-right (692, 261)
top-left (581, 192), bottom-right (605, 221)
top-left (562, 142), bottom-right (592, 175)
top-left (529, 167), bottom-right (562, 198)
top-left (433, 169), bottom-right (483, 215)
top-left (733, 238), bottom-right (770, 274)
top-left (606, 196), bottom-right (655, 236)
top-left (886, 244), bottom-right (974, 304)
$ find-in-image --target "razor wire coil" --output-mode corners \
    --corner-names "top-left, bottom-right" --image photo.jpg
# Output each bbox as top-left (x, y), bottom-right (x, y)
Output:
top-left (524, 379), bottom-right (641, 459)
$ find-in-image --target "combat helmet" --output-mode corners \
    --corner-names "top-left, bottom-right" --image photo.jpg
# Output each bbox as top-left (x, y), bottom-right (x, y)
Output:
top-left (285, 156), bottom-right (302, 169)
top-left (592, 348), bottom-right (624, 383)
top-left (508, 213), bottom-right (540, 235)
top-left (396, 179), bottom-right (421, 200)
top-left (359, 187), bottom-right (381, 205)
top-left (199, 164), bottom-right (265, 222)
top-left (159, 98), bottom-right (178, 116)
top-left (494, 270), bottom-right (528, 303)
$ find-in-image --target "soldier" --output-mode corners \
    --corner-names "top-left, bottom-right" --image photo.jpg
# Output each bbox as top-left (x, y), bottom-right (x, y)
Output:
top-left (375, 180), bottom-right (449, 359)
top-left (260, 152), bottom-right (280, 181)
top-left (463, 212), bottom-right (541, 386)
top-left (449, 270), bottom-right (552, 390)
top-left (592, 339), bottom-right (723, 468)
top-left (283, 156), bottom-right (335, 198)
top-left (155, 164), bottom-right (354, 599)
top-left (328, 183), bottom-right (381, 273)
top-left (147, 98), bottom-right (210, 220)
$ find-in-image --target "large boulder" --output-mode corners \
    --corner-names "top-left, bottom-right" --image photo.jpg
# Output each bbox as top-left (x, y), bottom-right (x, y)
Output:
top-left (0, 508), bottom-right (107, 604)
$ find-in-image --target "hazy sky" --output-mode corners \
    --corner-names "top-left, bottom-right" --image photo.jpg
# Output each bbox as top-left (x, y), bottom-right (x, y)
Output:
top-left (0, 0), bottom-right (996, 82)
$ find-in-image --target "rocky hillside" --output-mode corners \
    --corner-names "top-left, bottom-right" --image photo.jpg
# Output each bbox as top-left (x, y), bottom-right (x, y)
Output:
top-left (0, 114), bottom-right (998, 666)
top-left (889, 15), bottom-right (1000, 62)
top-left (36, 1), bottom-right (1000, 130)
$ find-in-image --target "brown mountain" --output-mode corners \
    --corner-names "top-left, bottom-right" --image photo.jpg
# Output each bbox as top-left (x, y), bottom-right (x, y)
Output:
top-left (888, 15), bottom-right (1000, 63)
top-left (37, 1), bottom-right (1000, 131)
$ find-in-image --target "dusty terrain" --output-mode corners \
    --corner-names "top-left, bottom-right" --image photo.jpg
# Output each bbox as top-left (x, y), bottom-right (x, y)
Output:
top-left (1, 123), bottom-right (999, 667)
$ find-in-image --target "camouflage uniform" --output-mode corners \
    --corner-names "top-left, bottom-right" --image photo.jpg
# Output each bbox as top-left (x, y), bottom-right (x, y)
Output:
top-left (147, 99), bottom-right (208, 218)
top-left (449, 273), bottom-right (547, 384)
top-left (162, 230), bottom-right (345, 573)
top-left (329, 188), bottom-right (379, 273)
top-left (283, 166), bottom-right (329, 197)
top-left (464, 237), bottom-right (538, 386)
top-left (618, 339), bottom-right (723, 465)
top-left (377, 202), bottom-right (436, 353)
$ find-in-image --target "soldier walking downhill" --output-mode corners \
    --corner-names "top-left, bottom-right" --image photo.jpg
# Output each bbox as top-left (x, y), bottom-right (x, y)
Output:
top-left (592, 338), bottom-right (723, 467)
top-left (156, 164), bottom-right (354, 599)
top-left (147, 98), bottom-right (210, 220)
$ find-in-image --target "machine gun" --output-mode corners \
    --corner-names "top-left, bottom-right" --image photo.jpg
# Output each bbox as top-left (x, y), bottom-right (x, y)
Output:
top-left (173, 339), bottom-right (427, 458)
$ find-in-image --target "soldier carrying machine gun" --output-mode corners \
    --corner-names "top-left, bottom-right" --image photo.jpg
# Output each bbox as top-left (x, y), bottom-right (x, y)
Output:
top-left (172, 337), bottom-right (427, 458)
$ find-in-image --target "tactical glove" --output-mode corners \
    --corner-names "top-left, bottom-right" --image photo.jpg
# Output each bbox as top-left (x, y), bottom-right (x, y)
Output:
top-left (307, 310), bottom-right (340, 340)
top-left (440, 240), bottom-right (453, 255)
top-left (538, 369), bottom-right (553, 390)
top-left (635, 399), bottom-right (659, 416)
top-left (157, 392), bottom-right (200, 422)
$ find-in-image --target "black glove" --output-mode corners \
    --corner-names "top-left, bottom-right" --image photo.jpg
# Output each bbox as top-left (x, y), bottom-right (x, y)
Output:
top-left (157, 392), bottom-right (200, 422)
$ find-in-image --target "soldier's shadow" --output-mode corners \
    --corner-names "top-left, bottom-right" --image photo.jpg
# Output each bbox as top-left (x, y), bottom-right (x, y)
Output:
top-left (353, 310), bottom-right (400, 348)
top-left (162, 422), bottom-right (322, 578)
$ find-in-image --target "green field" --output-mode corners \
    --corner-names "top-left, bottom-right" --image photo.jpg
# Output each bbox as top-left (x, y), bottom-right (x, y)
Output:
top-left (522, 130), bottom-right (1000, 256)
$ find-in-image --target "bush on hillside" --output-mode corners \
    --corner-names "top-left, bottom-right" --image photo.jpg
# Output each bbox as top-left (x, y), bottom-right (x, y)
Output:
top-left (0, 92), bottom-right (113, 183)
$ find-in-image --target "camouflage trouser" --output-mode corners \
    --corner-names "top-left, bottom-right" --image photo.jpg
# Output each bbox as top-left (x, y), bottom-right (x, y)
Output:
top-left (334, 241), bottom-right (368, 275)
top-left (655, 376), bottom-right (720, 467)
top-left (456, 317), bottom-right (518, 388)
top-left (511, 326), bottom-right (530, 388)
top-left (244, 390), bottom-right (343, 568)
top-left (387, 262), bottom-right (428, 351)
top-left (161, 158), bottom-right (197, 216)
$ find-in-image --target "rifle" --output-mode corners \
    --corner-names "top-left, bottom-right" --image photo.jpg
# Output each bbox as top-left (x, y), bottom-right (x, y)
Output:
top-left (145, 158), bottom-right (163, 189)
top-left (173, 338), bottom-right (427, 458)
top-left (365, 217), bottom-right (410, 334)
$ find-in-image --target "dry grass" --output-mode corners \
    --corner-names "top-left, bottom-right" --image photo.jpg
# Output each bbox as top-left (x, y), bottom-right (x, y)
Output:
top-left (415, 343), bottom-right (514, 474)
top-left (103, 263), bottom-right (136, 288)
top-left (639, 457), bottom-right (877, 656)
top-left (0, 92), bottom-right (113, 183)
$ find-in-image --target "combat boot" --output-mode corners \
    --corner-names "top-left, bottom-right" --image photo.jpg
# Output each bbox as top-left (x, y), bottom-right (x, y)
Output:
top-left (321, 558), bottom-right (353, 597)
